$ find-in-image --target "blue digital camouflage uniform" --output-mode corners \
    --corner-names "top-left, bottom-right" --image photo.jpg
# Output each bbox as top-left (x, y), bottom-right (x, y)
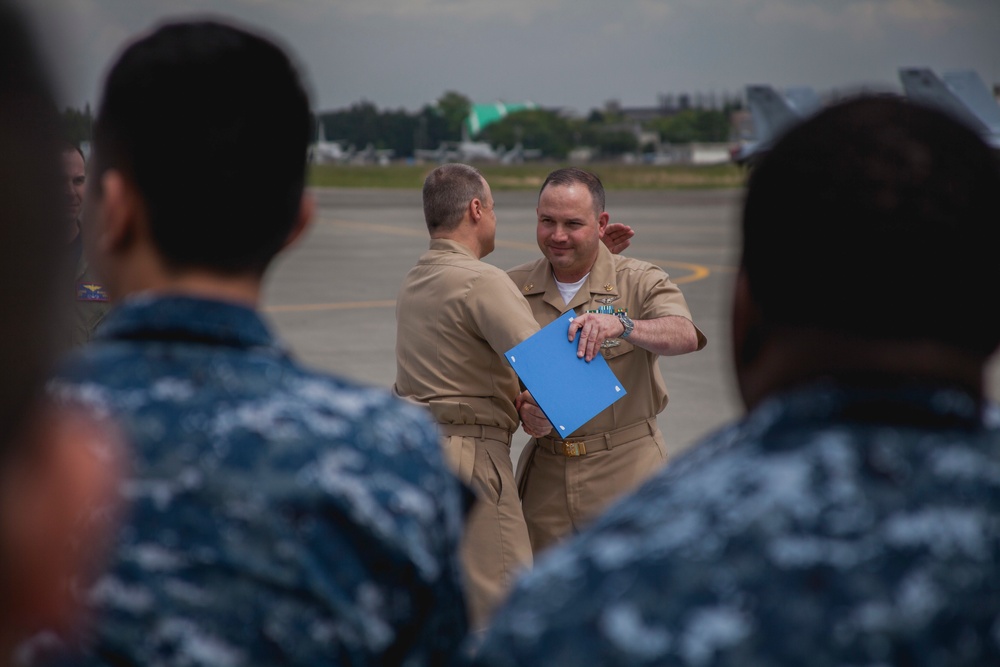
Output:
top-left (46, 295), bottom-right (469, 666)
top-left (474, 381), bottom-right (1000, 667)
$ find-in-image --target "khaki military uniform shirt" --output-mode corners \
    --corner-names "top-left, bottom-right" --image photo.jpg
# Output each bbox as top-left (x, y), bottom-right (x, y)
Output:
top-left (508, 244), bottom-right (706, 436)
top-left (395, 238), bottom-right (540, 431)
top-left (508, 244), bottom-right (707, 553)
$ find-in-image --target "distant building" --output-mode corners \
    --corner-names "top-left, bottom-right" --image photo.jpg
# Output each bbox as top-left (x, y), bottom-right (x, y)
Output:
top-left (618, 105), bottom-right (669, 123)
top-left (464, 102), bottom-right (537, 138)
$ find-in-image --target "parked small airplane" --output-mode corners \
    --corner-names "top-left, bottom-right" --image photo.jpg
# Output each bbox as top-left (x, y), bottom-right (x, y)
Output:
top-left (350, 143), bottom-right (395, 166)
top-left (731, 84), bottom-right (821, 165)
top-left (309, 122), bottom-right (352, 164)
top-left (414, 140), bottom-right (504, 163)
top-left (413, 142), bottom-right (456, 162)
top-left (455, 140), bottom-right (499, 162)
top-left (899, 68), bottom-right (1000, 149)
top-left (499, 142), bottom-right (542, 164)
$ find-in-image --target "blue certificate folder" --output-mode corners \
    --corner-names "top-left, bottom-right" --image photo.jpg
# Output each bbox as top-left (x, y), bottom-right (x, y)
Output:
top-left (504, 311), bottom-right (627, 437)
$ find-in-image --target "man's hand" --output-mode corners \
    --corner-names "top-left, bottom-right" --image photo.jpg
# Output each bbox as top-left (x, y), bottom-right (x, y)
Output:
top-left (602, 222), bottom-right (634, 255)
top-left (515, 390), bottom-right (552, 437)
top-left (568, 313), bottom-right (625, 362)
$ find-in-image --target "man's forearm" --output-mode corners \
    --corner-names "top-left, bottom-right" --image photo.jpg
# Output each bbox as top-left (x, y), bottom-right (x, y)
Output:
top-left (627, 315), bottom-right (700, 356)
top-left (570, 312), bottom-right (701, 361)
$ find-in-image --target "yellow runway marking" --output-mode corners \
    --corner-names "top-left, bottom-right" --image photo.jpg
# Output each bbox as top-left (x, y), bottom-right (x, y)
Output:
top-left (645, 260), bottom-right (711, 285)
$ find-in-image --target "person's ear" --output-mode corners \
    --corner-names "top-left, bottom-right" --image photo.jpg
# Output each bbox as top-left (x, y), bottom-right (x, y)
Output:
top-left (282, 192), bottom-right (315, 250)
top-left (597, 211), bottom-right (610, 237)
top-left (95, 170), bottom-right (142, 255)
top-left (469, 197), bottom-right (483, 223)
top-left (0, 404), bottom-right (124, 641)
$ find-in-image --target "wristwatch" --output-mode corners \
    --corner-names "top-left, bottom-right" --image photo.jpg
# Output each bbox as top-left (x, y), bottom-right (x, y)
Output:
top-left (615, 312), bottom-right (634, 339)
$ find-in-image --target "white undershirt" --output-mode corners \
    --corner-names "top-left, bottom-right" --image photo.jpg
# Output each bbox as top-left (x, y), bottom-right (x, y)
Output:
top-left (555, 273), bottom-right (589, 307)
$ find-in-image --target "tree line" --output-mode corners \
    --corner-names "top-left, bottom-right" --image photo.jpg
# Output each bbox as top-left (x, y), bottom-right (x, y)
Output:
top-left (61, 91), bottom-right (742, 160)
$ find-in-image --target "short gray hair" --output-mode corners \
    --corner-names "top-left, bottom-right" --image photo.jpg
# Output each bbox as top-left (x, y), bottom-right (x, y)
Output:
top-left (422, 163), bottom-right (486, 233)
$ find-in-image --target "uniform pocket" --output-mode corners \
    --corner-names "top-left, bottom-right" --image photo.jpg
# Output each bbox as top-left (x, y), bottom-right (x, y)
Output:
top-left (515, 440), bottom-right (538, 499)
top-left (473, 443), bottom-right (504, 505)
top-left (441, 434), bottom-right (478, 488)
top-left (601, 339), bottom-right (635, 361)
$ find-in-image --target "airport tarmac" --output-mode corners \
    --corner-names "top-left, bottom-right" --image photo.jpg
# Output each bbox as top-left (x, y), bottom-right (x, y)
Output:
top-left (262, 186), bottom-right (1000, 466)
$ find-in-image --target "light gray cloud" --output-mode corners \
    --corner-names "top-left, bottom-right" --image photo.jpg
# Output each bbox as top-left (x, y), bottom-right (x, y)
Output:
top-left (15, 0), bottom-right (1000, 115)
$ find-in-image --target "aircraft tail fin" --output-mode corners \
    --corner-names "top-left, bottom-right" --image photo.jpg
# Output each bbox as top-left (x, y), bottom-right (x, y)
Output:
top-left (783, 87), bottom-right (821, 117)
top-left (746, 85), bottom-right (806, 145)
top-left (898, 67), bottom-right (989, 134)
top-left (941, 70), bottom-right (1000, 135)
top-left (734, 84), bottom-right (820, 165)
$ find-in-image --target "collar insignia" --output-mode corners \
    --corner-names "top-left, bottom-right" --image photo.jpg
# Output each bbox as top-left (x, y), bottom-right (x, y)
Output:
top-left (77, 283), bottom-right (110, 302)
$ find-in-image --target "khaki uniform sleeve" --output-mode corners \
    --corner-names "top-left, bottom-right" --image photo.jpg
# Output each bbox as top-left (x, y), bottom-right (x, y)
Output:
top-left (637, 265), bottom-right (707, 351)
top-left (466, 269), bottom-right (540, 357)
top-left (636, 265), bottom-right (694, 321)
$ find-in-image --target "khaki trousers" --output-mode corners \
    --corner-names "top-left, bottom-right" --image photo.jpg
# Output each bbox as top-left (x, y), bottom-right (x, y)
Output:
top-left (517, 422), bottom-right (667, 554)
top-left (441, 427), bottom-right (532, 630)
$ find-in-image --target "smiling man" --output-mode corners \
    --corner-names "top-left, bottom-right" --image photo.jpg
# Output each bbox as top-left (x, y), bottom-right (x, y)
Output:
top-left (507, 167), bottom-right (706, 554)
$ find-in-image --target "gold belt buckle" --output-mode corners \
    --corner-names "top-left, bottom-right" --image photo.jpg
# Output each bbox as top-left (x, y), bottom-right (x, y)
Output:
top-left (562, 440), bottom-right (587, 457)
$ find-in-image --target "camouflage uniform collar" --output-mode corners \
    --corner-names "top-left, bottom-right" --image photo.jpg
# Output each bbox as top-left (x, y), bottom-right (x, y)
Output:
top-left (95, 294), bottom-right (280, 352)
top-left (748, 380), bottom-right (985, 440)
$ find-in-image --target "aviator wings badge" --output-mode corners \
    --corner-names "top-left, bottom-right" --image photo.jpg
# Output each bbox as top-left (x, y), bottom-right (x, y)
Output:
top-left (595, 295), bottom-right (620, 305)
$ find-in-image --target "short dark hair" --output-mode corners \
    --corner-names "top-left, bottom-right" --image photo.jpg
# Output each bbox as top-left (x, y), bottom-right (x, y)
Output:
top-left (422, 163), bottom-right (486, 233)
top-left (0, 3), bottom-right (65, 451)
top-left (539, 167), bottom-right (605, 218)
top-left (742, 94), bottom-right (1000, 356)
top-left (61, 141), bottom-right (85, 162)
top-left (92, 19), bottom-right (312, 274)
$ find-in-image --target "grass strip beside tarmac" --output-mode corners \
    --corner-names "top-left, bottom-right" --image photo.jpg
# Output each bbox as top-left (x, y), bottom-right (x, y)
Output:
top-left (309, 162), bottom-right (746, 191)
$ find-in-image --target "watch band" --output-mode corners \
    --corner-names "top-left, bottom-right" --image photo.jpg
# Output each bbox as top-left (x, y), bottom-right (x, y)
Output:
top-left (615, 311), bottom-right (634, 339)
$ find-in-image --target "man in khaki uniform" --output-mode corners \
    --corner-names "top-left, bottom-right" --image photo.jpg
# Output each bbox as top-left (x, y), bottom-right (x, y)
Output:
top-left (63, 144), bottom-right (110, 346)
top-left (509, 167), bottom-right (707, 554)
top-left (394, 163), bottom-right (549, 628)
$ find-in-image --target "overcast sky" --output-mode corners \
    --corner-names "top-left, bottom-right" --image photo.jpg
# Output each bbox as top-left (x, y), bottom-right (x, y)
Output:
top-left (18, 0), bottom-right (1000, 115)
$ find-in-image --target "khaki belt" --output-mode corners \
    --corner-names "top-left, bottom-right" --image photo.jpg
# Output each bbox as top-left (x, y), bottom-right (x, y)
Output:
top-left (438, 423), bottom-right (512, 446)
top-left (536, 418), bottom-right (657, 457)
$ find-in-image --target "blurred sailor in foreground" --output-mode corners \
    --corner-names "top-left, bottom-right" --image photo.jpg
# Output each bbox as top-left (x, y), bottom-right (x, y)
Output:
top-left (475, 96), bottom-right (1000, 666)
top-left (42, 19), bottom-right (468, 666)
